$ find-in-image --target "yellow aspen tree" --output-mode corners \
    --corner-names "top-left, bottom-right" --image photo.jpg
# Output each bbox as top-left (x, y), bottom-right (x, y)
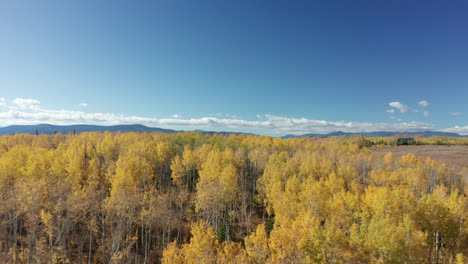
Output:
top-left (216, 241), bottom-right (248, 264)
top-left (245, 224), bottom-right (269, 263)
top-left (162, 241), bottom-right (184, 264)
top-left (181, 221), bottom-right (217, 264)
top-left (170, 154), bottom-right (184, 186)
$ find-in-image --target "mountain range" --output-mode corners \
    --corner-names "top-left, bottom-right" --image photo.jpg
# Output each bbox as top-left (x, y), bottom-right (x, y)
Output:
top-left (282, 131), bottom-right (465, 138)
top-left (0, 124), bottom-right (464, 138)
top-left (0, 124), bottom-right (254, 136)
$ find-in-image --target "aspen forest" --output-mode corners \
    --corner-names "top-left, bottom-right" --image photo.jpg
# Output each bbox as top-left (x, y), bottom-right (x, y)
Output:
top-left (0, 132), bottom-right (467, 264)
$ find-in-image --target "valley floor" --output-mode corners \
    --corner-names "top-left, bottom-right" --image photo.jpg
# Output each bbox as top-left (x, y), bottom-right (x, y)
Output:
top-left (371, 144), bottom-right (468, 171)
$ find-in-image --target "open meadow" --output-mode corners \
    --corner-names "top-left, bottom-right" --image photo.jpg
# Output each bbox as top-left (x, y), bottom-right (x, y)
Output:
top-left (372, 145), bottom-right (468, 171)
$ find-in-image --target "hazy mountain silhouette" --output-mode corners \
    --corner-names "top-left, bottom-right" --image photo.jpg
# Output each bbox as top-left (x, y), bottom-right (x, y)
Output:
top-left (0, 124), bottom-right (254, 136)
top-left (282, 131), bottom-right (464, 139)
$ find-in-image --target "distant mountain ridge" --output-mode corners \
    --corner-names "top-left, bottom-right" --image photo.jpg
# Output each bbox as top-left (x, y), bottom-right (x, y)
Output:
top-left (0, 124), bottom-right (176, 135)
top-left (0, 125), bottom-right (464, 138)
top-left (282, 131), bottom-right (465, 139)
top-left (0, 124), bottom-right (254, 136)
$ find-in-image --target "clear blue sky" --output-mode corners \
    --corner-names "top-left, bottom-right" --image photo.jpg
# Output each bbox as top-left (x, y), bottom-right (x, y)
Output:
top-left (1, 0), bottom-right (467, 135)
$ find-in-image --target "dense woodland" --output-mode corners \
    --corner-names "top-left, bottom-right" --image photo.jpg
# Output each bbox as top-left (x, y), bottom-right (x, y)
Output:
top-left (360, 136), bottom-right (468, 147)
top-left (0, 132), bottom-right (467, 263)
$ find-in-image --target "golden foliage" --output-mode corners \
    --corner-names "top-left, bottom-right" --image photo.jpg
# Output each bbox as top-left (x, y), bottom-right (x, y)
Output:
top-left (0, 132), bottom-right (466, 263)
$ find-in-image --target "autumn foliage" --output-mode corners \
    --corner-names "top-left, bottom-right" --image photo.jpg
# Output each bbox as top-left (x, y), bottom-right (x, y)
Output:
top-left (0, 132), bottom-right (466, 263)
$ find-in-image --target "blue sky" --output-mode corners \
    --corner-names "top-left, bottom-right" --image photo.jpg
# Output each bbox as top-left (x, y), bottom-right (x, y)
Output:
top-left (1, 0), bottom-right (467, 135)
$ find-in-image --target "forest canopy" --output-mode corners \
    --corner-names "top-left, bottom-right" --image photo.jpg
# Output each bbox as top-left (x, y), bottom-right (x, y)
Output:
top-left (0, 132), bottom-right (467, 263)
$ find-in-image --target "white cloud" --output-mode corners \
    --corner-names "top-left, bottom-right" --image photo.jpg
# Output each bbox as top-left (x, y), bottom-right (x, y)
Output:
top-left (418, 100), bottom-right (429, 107)
top-left (0, 105), bottom-right (437, 135)
top-left (0, 97), bottom-right (6, 108)
top-left (0, 98), bottom-right (447, 135)
top-left (440, 126), bottom-right (468, 135)
top-left (386, 109), bottom-right (395, 113)
top-left (12, 98), bottom-right (41, 110)
top-left (390, 117), bottom-right (403, 122)
top-left (424, 111), bottom-right (430, 117)
top-left (209, 113), bottom-right (241, 119)
top-left (389, 102), bottom-right (410, 113)
top-left (451, 112), bottom-right (461, 116)
top-left (171, 114), bottom-right (182, 118)
top-left (79, 103), bottom-right (88, 107)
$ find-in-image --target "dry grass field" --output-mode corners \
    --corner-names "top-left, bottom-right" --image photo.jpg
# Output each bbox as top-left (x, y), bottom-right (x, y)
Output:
top-left (371, 145), bottom-right (468, 171)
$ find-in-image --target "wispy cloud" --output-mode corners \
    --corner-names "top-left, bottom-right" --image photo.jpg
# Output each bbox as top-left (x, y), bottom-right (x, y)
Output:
top-left (12, 98), bottom-right (41, 110)
top-left (418, 100), bottom-right (429, 107)
top-left (79, 103), bottom-right (88, 107)
top-left (0, 98), bottom-right (6, 108)
top-left (440, 126), bottom-right (468, 135)
top-left (0, 97), bottom-right (447, 135)
top-left (389, 102), bottom-right (410, 113)
top-left (224, 114), bottom-right (240, 118)
top-left (424, 111), bottom-right (430, 117)
top-left (451, 112), bottom-right (461, 116)
top-left (386, 109), bottom-right (395, 113)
